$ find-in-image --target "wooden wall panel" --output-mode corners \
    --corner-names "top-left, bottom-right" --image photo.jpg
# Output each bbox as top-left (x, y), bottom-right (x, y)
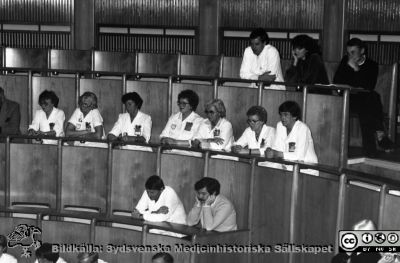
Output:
top-left (221, 56), bottom-right (242, 79)
top-left (344, 184), bottom-right (380, 229)
top-left (50, 50), bottom-right (92, 72)
top-left (221, 0), bottom-right (324, 29)
top-left (0, 217), bottom-right (38, 263)
top-left (10, 144), bottom-right (57, 208)
top-left (261, 90), bottom-right (303, 128)
top-left (376, 64), bottom-right (395, 115)
top-left (207, 158), bottom-right (251, 229)
top-left (295, 175), bottom-right (339, 263)
top-left (217, 85), bottom-right (258, 139)
top-left (382, 193), bottom-right (400, 229)
top-left (42, 220), bottom-right (91, 263)
top-left (94, 51), bottom-right (135, 73)
top-left (137, 53), bottom-right (178, 75)
top-left (251, 166), bottom-right (291, 263)
top-left (160, 153), bottom-right (204, 213)
top-left (306, 94), bottom-right (342, 167)
top-left (61, 146), bottom-right (108, 213)
top-left (32, 76), bottom-right (76, 126)
top-left (195, 230), bottom-right (250, 263)
top-left (0, 143), bottom-right (4, 206)
top-left (179, 55), bottom-right (220, 77)
top-left (0, 0), bottom-right (72, 23)
top-left (127, 81), bottom-right (169, 142)
top-left (98, 35), bottom-right (197, 54)
top-left (111, 149), bottom-right (157, 214)
top-left (80, 78), bottom-right (123, 134)
top-left (172, 83), bottom-right (214, 120)
top-left (143, 233), bottom-right (191, 263)
top-left (0, 75), bottom-right (29, 132)
top-left (5, 48), bottom-right (47, 69)
top-left (1, 32), bottom-right (71, 50)
top-left (95, 0), bottom-right (199, 27)
top-left (347, 0), bottom-right (400, 31)
top-left (95, 226), bottom-right (142, 263)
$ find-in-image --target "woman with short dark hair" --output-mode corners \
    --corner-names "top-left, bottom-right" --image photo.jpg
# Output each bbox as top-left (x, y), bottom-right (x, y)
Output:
top-left (65, 92), bottom-right (105, 147)
top-left (266, 101), bottom-right (318, 175)
top-left (28, 90), bottom-right (65, 144)
top-left (232, 105), bottom-right (275, 155)
top-left (160, 89), bottom-right (203, 147)
top-left (285, 34), bottom-right (329, 91)
top-left (108, 92), bottom-right (152, 150)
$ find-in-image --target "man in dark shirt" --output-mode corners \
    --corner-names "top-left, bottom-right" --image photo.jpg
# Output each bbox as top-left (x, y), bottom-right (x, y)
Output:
top-left (0, 87), bottom-right (21, 137)
top-left (334, 38), bottom-right (394, 157)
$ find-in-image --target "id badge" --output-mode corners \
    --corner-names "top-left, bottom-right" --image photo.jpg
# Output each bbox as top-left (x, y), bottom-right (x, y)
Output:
top-left (184, 122), bottom-right (193, 131)
top-left (213, 129), bottom-right (220, 137)
top-left (76, 123), bottom-right (81, 129)
top-left (289, 142), bottom-right (296, 152)
top-left (134, 125), bottom-right (142, 136)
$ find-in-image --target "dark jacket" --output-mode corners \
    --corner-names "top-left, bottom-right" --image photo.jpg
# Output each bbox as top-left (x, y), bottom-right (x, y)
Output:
top-left (0, 98), bottom-right (21, 135)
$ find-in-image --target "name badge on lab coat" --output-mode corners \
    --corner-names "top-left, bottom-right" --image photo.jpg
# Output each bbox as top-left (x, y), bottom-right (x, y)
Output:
top-left (134, 125), bottom-right (142, 136)
top-left (213, 129), bottom-right (220, 137)
top-left (184, 122), bottom-right (193, 131)
top-left (289, 142), bottom-right (296, 152)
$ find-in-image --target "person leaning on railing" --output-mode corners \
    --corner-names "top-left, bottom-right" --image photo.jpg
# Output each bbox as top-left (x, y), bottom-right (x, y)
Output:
top-left (239, 28), bottom-right (284, 90)
top-left (132, 175), bottom-right (186, 224)
top-left (107, 92), bottom-right (152, 150)
top-left (160, 89), bottom-right (203, 147)
top-left (27, 90), bottom-right (65, 145)
top-left (232, 105), bottom-right (275, 156)
top-left (333, 37), bottom-right (395, 157)
top-left (285, 34), bottom-right (330, 93)
top-left (192, 99), bottom-right (234, 152)
top-left (187, 177), bottom-right (237, 232)
top-left (65, 92), bottom-right (106, 147)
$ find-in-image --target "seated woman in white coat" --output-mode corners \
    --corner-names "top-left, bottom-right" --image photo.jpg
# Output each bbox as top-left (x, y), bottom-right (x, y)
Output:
top-left (28, 90), bottom-right (65, 145)
top-left (108, 92), bottom-right (152, 151)
top-left (266, 101), bottom-right (318, 175)
top-left (160, 90), bottom-right (203, 156)
top-left (65, 92), bottom-right (106, 148)
top-left (193, 99), bottom-right (234, 152)
top-left (232, 106), bottom-right (275, 156)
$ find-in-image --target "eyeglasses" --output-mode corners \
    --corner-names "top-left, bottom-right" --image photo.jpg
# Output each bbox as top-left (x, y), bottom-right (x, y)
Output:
top-left (81, 103), bottom-right (93, 109)
top-left (177, 101), bottom-right (189, 106)
top-left (247, 119), bottom-right (261, 124)
top-left (205, 110), bottom-right (216, 115)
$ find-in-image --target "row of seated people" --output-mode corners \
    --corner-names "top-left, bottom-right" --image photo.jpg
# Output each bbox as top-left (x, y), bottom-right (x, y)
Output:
top-left (241, 28), bottom-right (395, 157)
top-left (0, 236), bottom-right (175, 263)
top-left (0, 31), bottom-right (394, 158)
top-left (0, 88), bottom-right (318, 173)
top-left (0, 178), bottom-right (235, 262)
